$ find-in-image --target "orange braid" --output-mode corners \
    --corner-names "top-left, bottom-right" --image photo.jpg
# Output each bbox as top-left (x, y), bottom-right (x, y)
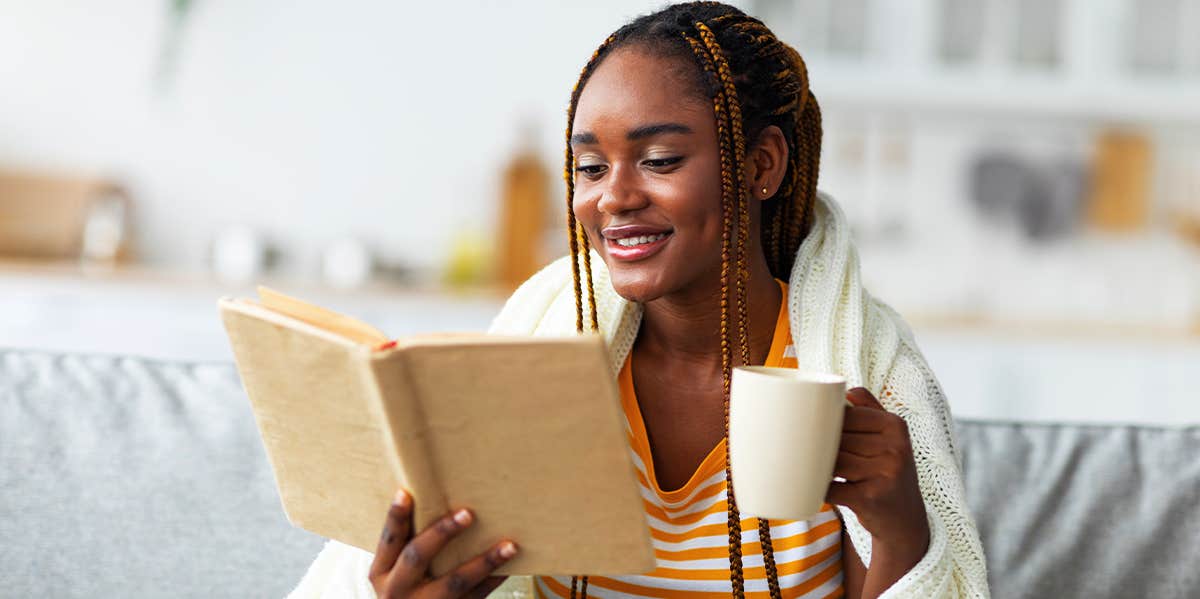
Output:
top-left (697, 23), bottom-right (753, 373)
top-left (564, 34), bottom-right (616, 599)
top-left (683, 29), bottom-right (747, 598)
top-left (776, 43), bottom-right (822, 275)
top-left (565, 35), bottom-right (616, 334)
top-left (581, 235), bottom-right (599, 331)
top-left (696, 21), bottom-right (786, 598)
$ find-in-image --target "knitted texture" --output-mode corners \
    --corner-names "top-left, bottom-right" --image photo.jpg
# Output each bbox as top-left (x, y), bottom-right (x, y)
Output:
top-left (286, 192), bottom-right (989, 599)
top-left (782, 193), bottom-right (990, 598)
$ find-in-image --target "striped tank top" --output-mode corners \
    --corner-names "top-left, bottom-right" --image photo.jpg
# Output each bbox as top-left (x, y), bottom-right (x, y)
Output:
top-left (536, 281), bottom-right (844, 598)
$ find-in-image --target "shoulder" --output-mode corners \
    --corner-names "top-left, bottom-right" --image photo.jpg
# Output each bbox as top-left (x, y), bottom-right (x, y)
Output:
top-left (488, 256), bottom-right (575, 335)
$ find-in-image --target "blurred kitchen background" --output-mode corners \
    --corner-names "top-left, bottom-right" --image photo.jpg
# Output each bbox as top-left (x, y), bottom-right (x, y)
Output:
top-left (2, 0), bottom-right (1198, 424)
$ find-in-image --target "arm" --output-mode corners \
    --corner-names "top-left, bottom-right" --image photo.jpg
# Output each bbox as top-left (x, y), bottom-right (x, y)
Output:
top-left (841, 519), bottom-right (933, 599)
top-left (831, 340), bottom-right (990, 599)
top-left (829, 387), bottom-right (931, 598)
top-left (841, 522), bottom-right (866, 599)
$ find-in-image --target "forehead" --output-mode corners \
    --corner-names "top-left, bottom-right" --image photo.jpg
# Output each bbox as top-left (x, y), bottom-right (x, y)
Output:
top-left (573, 47), bottom-right (713, 133)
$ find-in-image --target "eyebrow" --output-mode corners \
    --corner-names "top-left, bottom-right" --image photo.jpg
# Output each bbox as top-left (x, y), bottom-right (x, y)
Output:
top-left (570, 122), bottom-right (694, 146)
top-left (627, 122), bottom-right (693, 140)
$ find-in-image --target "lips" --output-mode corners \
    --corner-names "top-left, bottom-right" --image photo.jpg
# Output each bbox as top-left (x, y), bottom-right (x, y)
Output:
top-left (601, 224), bottom-right (673, 262)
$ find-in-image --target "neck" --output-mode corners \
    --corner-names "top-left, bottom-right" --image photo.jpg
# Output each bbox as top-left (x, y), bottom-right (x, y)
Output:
top-left (636, 251), bottom-right (782, 370)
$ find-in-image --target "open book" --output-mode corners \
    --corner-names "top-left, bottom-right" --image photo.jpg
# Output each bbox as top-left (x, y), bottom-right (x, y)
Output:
top-left (218, 288), bottom-right (654, 576)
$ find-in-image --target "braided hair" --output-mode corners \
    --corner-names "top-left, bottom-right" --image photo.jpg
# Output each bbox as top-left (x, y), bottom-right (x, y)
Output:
top-left (563, 3), bottom-right (823, 598)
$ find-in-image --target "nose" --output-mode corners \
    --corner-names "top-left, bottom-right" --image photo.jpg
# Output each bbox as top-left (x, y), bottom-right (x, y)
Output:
top-left (595, 163), bottom-right (649, 216)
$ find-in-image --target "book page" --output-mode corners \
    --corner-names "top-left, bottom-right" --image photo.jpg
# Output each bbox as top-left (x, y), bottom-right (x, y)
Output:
top-left (219, 298), bottom-right (402, 551)
top-left (256, 285), bottom-right (390, 347)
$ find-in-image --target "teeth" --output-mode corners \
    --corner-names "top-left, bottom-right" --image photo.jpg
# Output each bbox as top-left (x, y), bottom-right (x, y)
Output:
top-left (615, 233), bottom-right (668, 247)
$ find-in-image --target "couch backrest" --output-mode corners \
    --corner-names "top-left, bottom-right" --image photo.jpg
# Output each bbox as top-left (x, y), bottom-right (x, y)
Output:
top-left (0, 350), bottom-right (324, 598)
top-left (955, 419), bottom-right (1200, 598)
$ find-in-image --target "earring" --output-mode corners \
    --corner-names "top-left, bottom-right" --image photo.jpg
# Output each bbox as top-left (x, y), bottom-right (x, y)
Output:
top-left (761, 186), bottom-right (769, 196)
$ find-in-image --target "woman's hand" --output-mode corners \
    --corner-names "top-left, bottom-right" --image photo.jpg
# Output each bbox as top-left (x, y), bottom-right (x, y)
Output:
top-left (369, 489), bottom-right (518, 598)
top-left (826, 388), bottom-right (929, 597)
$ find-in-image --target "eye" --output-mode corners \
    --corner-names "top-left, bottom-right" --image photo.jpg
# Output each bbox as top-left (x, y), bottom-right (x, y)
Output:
top-left (643, 156), bottom-right (683, 169)
top-left (574, 164), bottom-right (608, 179)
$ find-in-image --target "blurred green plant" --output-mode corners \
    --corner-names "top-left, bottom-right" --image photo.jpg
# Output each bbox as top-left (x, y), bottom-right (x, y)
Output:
top-left (155, 0), bottom-right (195, 92)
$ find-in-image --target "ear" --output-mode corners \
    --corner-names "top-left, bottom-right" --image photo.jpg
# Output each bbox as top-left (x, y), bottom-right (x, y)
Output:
top-left (745, 125), bottom-right (789, 201)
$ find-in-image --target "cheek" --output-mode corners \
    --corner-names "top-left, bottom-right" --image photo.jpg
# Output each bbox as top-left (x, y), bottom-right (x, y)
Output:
top-left (571, 187), bottom-right (595, 225)
top-left (672, 165), bottom-right (727, 236)
top-left (570, 188), bottom-right (603, 245)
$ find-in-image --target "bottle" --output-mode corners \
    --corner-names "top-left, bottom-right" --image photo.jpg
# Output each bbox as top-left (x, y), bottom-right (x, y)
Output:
top-left (495, 120), bottom-right (552, 291)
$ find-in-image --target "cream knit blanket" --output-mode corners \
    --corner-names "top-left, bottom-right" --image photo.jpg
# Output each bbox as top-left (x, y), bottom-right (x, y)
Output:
top-left (288, 193), bottom-right (989, 598)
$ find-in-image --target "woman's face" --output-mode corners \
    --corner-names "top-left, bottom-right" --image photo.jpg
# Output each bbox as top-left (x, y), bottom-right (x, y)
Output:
top-left (571, 47), bottom-right (726, 304)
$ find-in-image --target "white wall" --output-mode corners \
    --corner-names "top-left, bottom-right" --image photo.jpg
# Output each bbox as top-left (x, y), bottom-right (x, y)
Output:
top-left (0, 0), bottom-right (691, 276)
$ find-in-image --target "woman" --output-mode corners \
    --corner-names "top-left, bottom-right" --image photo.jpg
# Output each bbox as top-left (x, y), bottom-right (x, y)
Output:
top-left (290, 3), bottom-right (988, 598)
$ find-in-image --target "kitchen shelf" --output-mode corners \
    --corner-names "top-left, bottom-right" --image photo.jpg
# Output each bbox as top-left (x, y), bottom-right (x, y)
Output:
top-left (813, 66), bottom-right (1200, 125)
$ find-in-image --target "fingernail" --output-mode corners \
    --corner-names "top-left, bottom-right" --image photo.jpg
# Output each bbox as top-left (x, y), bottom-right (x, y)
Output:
top-left (453, 509), bottom-right (472, 526)
top-left (499, 541), bottom-right (518, 559)
top-left (393, 489), bottom-right (409, 507)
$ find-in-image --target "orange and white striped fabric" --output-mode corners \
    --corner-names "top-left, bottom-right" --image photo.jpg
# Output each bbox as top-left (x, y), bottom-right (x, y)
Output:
top-left (535, 281), bottom-right (844, 598)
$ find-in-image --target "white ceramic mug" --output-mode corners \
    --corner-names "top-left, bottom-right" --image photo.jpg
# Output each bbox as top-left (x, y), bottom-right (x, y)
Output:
top-left (729, 367), bottom-right (846, 521)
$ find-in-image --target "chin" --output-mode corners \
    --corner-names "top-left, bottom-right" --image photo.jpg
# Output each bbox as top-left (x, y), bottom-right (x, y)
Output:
top-left (604, 263), bottom-right (670, 304)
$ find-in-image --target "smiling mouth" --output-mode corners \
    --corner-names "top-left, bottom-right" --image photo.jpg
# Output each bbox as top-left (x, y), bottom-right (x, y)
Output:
top-left (604, 231), bottom-right (673, 261)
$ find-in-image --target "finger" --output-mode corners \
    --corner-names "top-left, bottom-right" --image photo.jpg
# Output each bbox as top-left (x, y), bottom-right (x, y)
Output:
top-left (430, 542), bottom-right (518, 598)
top-left (839, 431), bottom-right (888, 457)
top-left (369, 489), bottom-right (414, 581)
top-left (842, 405), bottom-right (891, 433)
top-left (465, 576), bottom-right (510, 599)
top-left (833, 451), bottom-right (874, 483)
top-left (846, 387), bottom-right (884, 410)
top-left (825, 479), bottom-right (864, 510)
top-left (387, 508), bottom-right (475, 591)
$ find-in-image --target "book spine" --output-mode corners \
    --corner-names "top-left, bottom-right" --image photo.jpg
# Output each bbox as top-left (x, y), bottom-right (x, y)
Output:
top-left (360, 350), bottom-right (449, 537)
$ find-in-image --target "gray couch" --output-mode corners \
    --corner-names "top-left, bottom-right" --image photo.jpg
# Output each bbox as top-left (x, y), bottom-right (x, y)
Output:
top-left (3, 348), bottom-right (1198, 598)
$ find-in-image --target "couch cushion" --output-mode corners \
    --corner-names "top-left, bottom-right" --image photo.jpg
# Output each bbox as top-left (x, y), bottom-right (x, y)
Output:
top-left (955, 419), bottom-right (1200, 598)
top-left (0, 350), bottom-right (325, 597)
